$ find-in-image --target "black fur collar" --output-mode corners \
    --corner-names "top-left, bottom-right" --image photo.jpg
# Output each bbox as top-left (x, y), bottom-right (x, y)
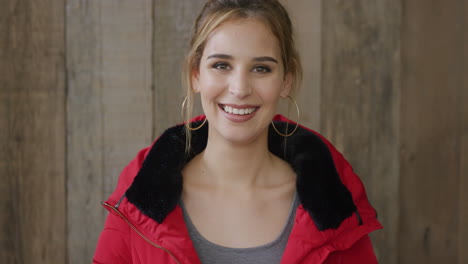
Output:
top-left (126, 121), bottom-right (357, 231)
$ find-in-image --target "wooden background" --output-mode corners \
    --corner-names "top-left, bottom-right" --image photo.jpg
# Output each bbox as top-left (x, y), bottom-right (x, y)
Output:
top-left (0, 0), bottom-right (466, 263)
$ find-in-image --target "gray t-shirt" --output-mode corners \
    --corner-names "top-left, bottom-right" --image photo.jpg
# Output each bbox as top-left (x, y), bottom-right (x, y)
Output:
top-left (180, 192), bottom-right (299, 264)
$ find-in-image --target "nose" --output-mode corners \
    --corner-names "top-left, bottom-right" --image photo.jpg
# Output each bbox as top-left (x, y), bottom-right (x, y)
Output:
top-left (228, 70), bottom-right (252, 98)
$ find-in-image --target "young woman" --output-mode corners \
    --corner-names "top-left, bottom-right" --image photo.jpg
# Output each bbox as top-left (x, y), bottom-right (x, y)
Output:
top-left (93, 0), bottom-right (382, 263)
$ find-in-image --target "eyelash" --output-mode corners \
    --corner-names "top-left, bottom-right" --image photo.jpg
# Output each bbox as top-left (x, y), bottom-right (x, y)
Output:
top-left (212, 62), bottom-right (231, 70)
top-left (211, 62), bottom-right (272, 73)
top-left (252, 65), bottom-right (272, 73)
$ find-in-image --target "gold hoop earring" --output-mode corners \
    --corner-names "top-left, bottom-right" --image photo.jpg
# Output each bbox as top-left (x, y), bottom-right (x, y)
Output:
top-left (181, 96), bottom-right (207, 131)
top-left (271, 96), bottom-right (300, 137)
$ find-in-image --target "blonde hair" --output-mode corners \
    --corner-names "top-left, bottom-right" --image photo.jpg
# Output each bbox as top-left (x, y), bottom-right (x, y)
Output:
top-left (183, 0), bottom-right (303, 153)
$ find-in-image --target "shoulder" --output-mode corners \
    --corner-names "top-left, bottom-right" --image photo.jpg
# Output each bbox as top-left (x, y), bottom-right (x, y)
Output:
top-left (104, 122), bottom-right (189, 206)
top-left (104, 143), bottom-right (153, 205)
top-left (271, 115), bottom-right (380, 230)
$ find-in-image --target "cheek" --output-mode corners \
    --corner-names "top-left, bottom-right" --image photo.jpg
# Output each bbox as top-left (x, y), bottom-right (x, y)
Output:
top-left (255, 78), bottom-right (285, 102)
top-left (198, 71), bottom-right (225, 99)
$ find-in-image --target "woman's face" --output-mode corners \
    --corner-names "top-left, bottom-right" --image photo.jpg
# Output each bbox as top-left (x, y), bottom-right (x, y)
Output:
top-left (193, 18), bottom-right (292, 145)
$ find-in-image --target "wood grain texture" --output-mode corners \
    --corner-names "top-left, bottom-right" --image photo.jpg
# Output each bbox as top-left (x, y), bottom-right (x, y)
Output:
top-left (153, 0), bottom-right (206, 137)
top-left (458, 2), bottom-right (467, 263)
top-left (321, 1), bottom-right (401, 263)
top-left (400, 0), bottom-right (463, 263)
top-left (66, 0), bottom-right (153, 263)
top-left (281, 0), bottom-right (321, 130)
top-left (0, 0), bottom-right (66, 263)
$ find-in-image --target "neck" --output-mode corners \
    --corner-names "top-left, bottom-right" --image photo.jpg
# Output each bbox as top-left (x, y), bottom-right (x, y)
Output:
top-left (199, 129), bottom-right (274, 189)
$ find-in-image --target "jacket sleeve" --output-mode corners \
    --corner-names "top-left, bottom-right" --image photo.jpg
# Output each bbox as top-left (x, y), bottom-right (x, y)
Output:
top-left (325, 235), bottom-right (378, 264)
top-left (93, 211), bottom-right (132, 264)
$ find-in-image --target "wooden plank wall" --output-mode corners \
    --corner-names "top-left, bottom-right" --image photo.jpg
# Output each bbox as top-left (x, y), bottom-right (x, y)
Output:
top-left (460, 3), bottom-right (468, 264)
top-left (153, 0), bottom-right (206, 137)
top-left (0, 0), bottom-right (66, 263)
top-left (283, 0), bottom-right (322, 130)
top-left (400, 0), bottom-right (467, 263)
top-left (321, 1), bottom-right (401, 263)
top-left (321, 1), bottom-right (467, 263)
top-left (1, 0), bottom-right (466, 263)
top-left (66, 1), bottom-right (153, 263)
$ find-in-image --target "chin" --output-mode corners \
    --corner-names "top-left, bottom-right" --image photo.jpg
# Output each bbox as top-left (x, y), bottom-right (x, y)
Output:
top-left (212, 120), bottom-right (268, 146)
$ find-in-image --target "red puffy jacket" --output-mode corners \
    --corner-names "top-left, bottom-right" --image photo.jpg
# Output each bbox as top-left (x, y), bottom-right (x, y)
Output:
top-left (93, 115), bottom-right (382, 263)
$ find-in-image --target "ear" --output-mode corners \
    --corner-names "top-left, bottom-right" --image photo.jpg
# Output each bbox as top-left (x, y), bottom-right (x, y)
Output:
top-left (280, 72), bottom-right (293, 98)
top-left (191, 68), bottom-right (201, 93)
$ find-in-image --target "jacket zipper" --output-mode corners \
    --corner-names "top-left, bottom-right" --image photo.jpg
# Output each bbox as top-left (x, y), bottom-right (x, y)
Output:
top-left (102, 202), bottom-right (182, 264)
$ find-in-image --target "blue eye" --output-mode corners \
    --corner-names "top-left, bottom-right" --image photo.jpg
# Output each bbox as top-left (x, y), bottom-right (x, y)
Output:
top-left (212, 62), bottom-right (231, 70)
top-left (252, 65), bottom-right (272, 73)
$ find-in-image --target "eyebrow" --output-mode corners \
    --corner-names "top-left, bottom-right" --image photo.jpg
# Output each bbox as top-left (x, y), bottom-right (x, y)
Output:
top-left (206, 54), bottom-right (278, 64)
top-left (253, 56), bottom-right (278, 63)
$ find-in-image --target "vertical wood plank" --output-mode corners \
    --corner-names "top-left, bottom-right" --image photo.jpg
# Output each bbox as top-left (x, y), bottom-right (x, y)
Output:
top-left (400, 0), bottom-right (463, 263)
top-left (153, 0), bottom-right (206, 137)
top-left (0, 0), bottom-right (66, 263)
top-left (281, 0), bottom-right (322, 130)
top-left (0, 75), bottom-right (16, 261)
top-left (0, 71), bottom-right (18, 262)
top-left (321, 1), bottom-right (401, 263)
top-left (66, 0), bottom-right (153, 263)
top-left (458, 1), bottom-right (467, 263)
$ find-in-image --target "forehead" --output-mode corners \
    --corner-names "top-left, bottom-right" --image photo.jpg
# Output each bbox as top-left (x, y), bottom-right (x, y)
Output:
top-left (202, 18), bottom-right (281, 60)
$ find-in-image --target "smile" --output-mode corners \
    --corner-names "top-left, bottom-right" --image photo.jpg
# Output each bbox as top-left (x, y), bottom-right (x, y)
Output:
top-left (218, 104), bottom-right (259, 123)
top-left (221, 105), bottom-right (258, 115)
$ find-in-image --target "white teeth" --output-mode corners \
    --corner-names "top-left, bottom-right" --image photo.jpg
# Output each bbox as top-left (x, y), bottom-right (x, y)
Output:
top-left (222, 105), bottom-right (256, 115)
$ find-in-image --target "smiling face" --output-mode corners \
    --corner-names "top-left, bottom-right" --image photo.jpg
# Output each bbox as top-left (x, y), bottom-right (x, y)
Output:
top-left (192, 18), bottom-right (292, 145)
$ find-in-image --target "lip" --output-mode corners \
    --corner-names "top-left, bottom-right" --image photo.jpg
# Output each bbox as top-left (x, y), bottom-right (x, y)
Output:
top-left (221, 103), bottom-right (259, 108)
top-left (218, 104), bottom-right (259, 123)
